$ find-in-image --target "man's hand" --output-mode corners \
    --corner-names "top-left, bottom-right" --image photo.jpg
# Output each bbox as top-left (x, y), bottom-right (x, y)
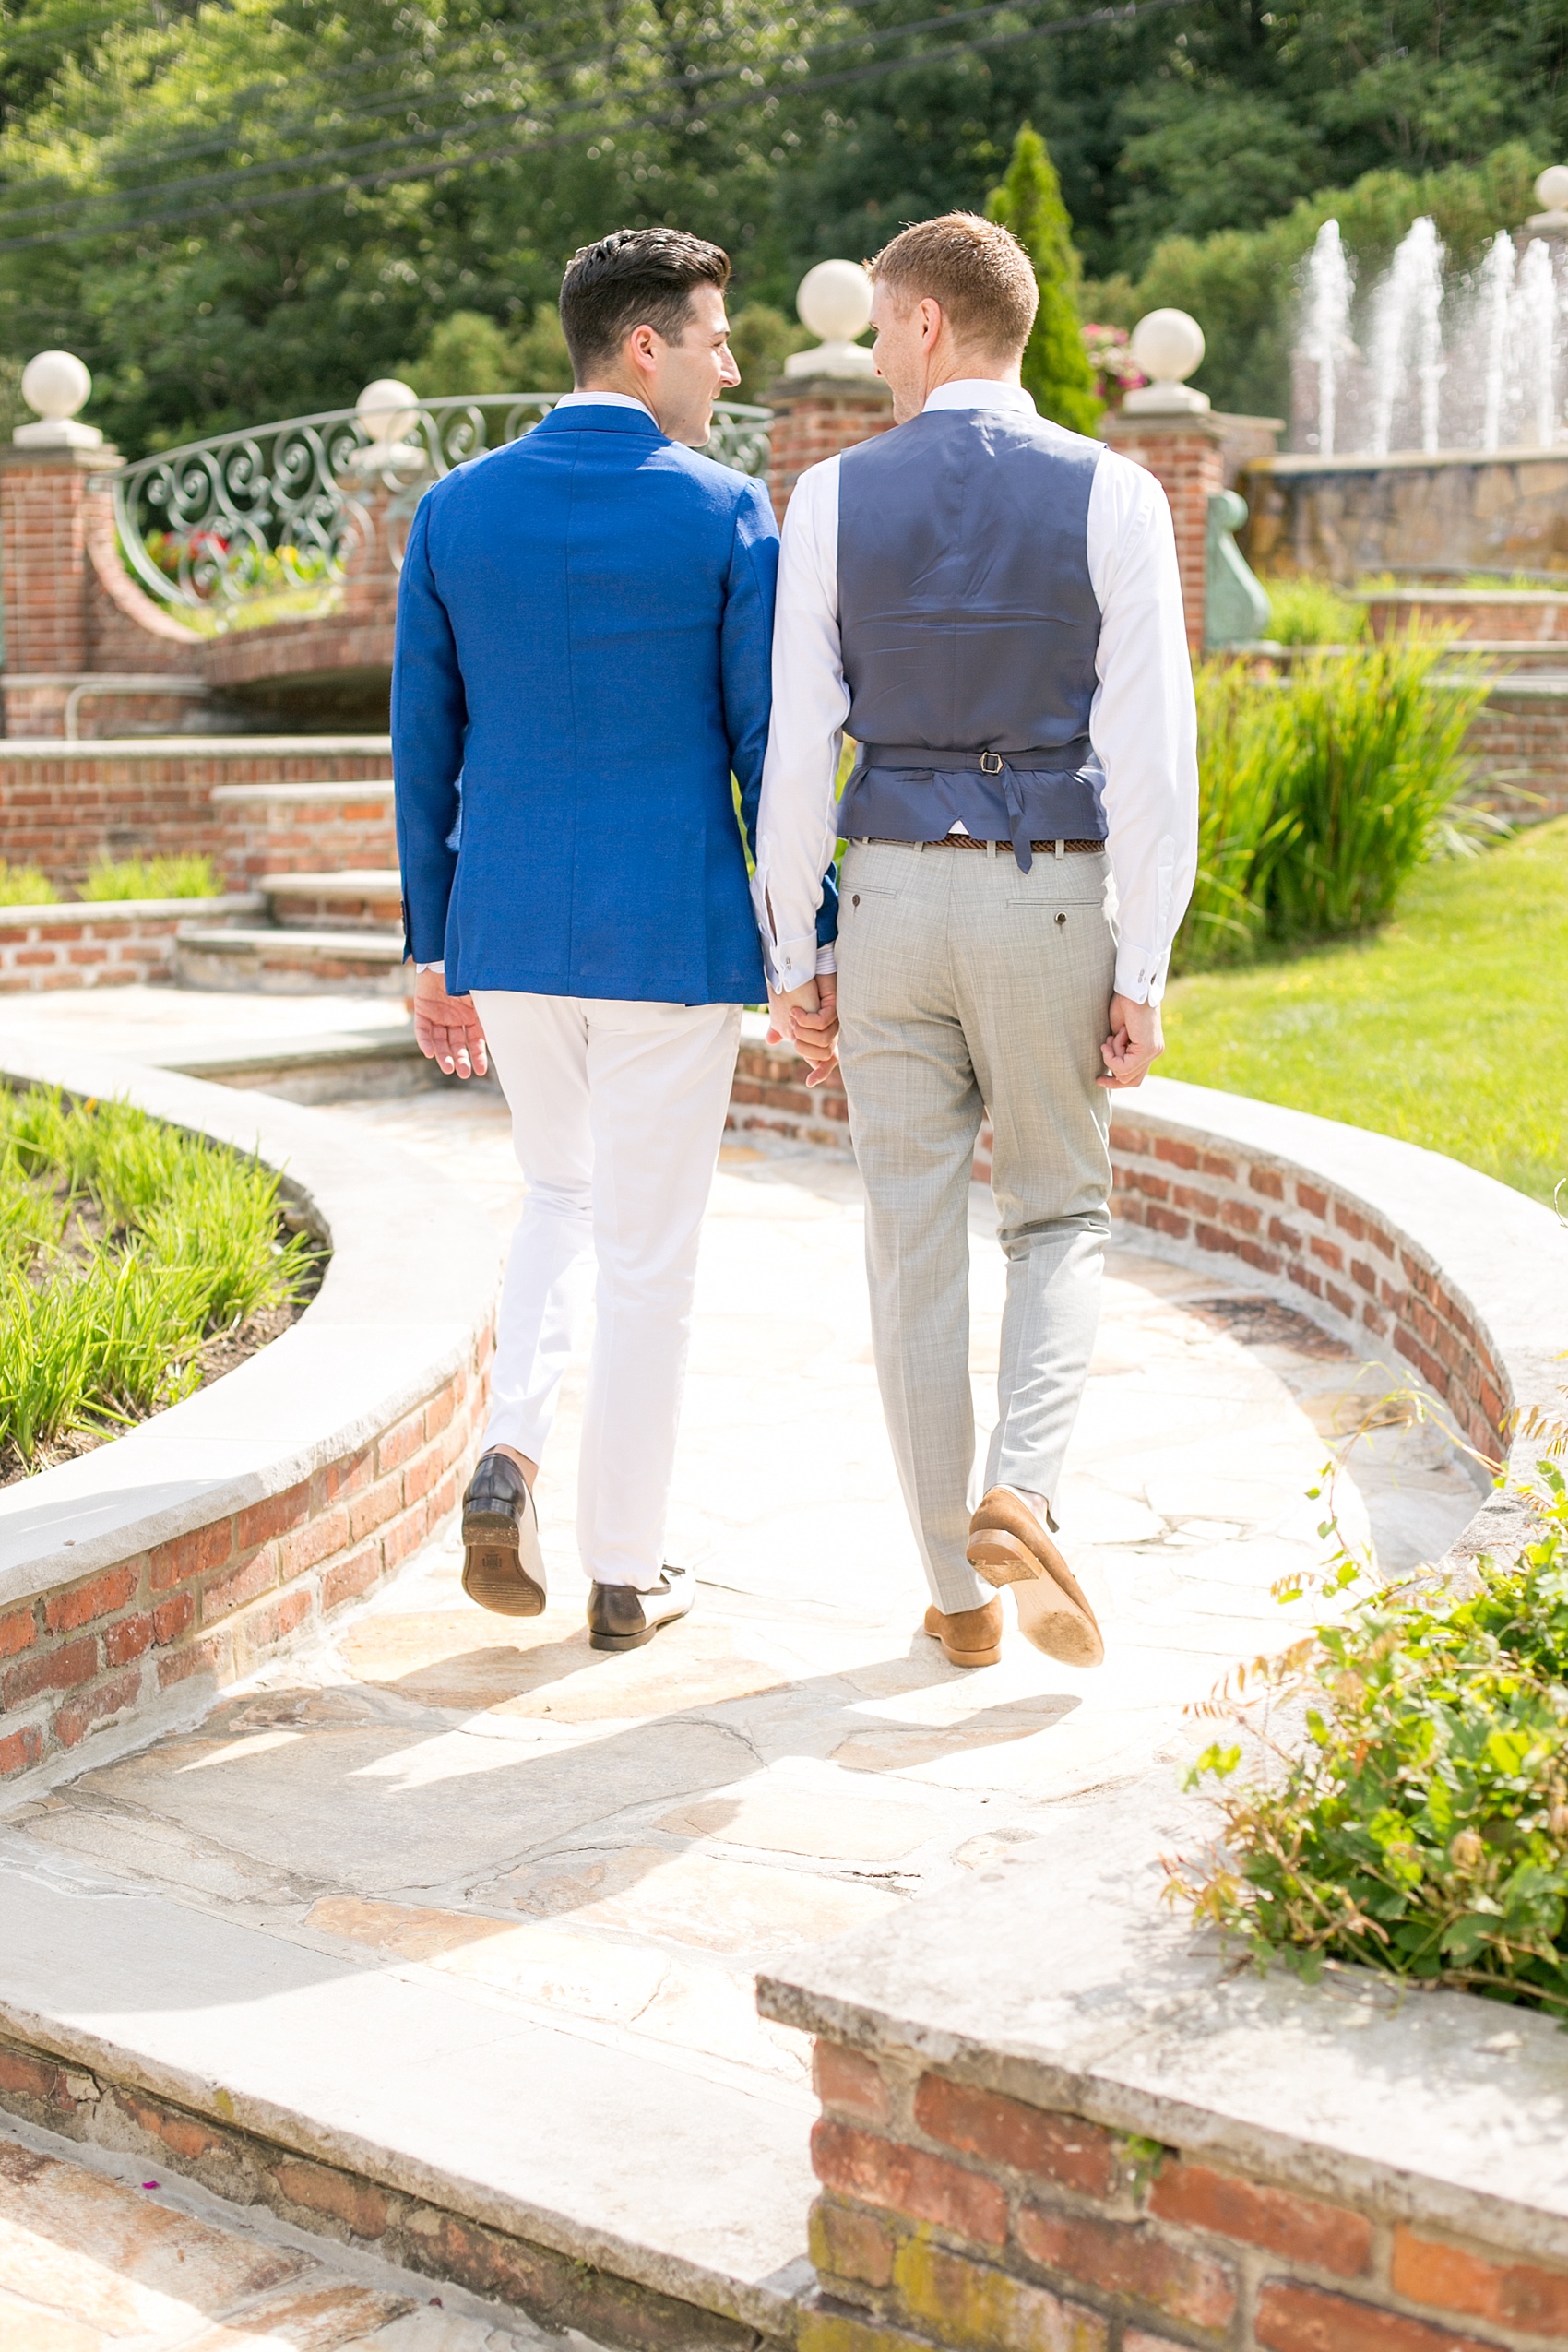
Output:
top-left (1099, 992), bottom-right (1163, 1090)
top-left (766, 975), bottom-right (839, 1088)
top-left (790, 972), bottom-right (839, 1087)
top-left (411, 965), bottom-right (489, 1079)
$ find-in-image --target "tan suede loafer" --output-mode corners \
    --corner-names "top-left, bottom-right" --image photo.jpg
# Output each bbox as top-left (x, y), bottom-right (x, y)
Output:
top-left (923, 1598), bottom-right (1004, 1669)
top-left (965, 1488), bottom-right (1104, 1668)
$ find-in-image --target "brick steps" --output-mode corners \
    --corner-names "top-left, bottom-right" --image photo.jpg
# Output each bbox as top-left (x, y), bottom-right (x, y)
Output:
top-left (260, 870), bottom-right (404, 928)
top-left (173, 924), bottom-right (406, 996)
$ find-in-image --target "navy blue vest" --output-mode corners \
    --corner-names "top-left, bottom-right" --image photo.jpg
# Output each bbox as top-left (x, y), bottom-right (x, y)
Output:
top-left (836, 406), bottom-right (1105, 865)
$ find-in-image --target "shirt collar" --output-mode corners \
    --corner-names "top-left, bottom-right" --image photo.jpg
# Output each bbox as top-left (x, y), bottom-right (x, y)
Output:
top-left (921, 379), bottom-right (1036, 416)
top-left (553, 389), bottom-right (659, 421)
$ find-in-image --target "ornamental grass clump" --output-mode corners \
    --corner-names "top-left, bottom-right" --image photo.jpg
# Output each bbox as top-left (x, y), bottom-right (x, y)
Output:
top-left (81, 853), bottom-right (220, 900)
top-left (0, 1086), bottom-right (321, 1468)
top-left (1173, 636), bottom-right (1491, 973)
top-left (1169, 1465), bottom-right (1568, 2018)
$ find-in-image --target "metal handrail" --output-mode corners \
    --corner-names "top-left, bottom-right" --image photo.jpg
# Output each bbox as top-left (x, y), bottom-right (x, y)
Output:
top-left (98, 392), bottom-right (774, 616)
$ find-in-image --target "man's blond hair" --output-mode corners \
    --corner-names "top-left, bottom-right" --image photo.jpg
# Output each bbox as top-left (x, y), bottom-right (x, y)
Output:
top-left (868, 214), bottom-right (1038, 356)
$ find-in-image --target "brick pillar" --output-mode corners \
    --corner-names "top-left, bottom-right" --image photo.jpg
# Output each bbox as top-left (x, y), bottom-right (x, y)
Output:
top-left (767, 376), bottom-right (896, 519)
top-left (0, 445), bottom-right (116, 678)
top-left (1099, 409), bottom-right (1226, 657)
top-left (337, 469), bottom-right (415, 633)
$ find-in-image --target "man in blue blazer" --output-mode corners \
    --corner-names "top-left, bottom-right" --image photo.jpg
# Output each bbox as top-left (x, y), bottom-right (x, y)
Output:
top-left (394, 227), bottom-right (825, 1652)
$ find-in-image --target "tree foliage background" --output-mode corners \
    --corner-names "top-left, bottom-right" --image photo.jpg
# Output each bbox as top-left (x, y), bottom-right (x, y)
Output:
top-left (0, 0), bottom-right (1560, 451)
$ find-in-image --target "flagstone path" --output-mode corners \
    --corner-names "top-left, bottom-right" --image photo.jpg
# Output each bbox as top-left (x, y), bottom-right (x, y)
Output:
top-left (0, 1014), bottom-right (1479, 2121)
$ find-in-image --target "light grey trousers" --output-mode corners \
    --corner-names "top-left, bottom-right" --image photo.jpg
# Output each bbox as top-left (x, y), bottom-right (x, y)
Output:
top-left (836, 839), bottom-right (1117, 1615)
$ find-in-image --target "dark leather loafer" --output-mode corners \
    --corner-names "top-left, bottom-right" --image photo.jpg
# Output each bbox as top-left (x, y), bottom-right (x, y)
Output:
top-left (587, 1564), bottom-right (695, 1652)
top-left (461, 1452), bottom-right (547, 1617)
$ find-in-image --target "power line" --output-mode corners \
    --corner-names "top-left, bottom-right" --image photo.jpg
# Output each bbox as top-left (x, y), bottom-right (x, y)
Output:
top-left (0, 0), bottom-right (1203, 250)
top-left (0, 0), bottom-right (959, 228)
top-left (0, 0), bottom-right (1193, 246)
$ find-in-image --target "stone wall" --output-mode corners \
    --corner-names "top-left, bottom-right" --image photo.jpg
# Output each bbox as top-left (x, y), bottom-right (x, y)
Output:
top-left (1242, 449), bottom-right (1568, 584)
top-left (802, 2037), bottom-right (1568, 2352)
top-left (0, 1354), bottom-right (486, 1788)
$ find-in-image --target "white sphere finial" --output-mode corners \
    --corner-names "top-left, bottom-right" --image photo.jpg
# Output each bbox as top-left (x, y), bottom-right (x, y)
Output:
top-left (785, 260), bottom-right (878, 380)
top-left (1534, 164), bottom-right (1568, 216)
top-left (1121, 309), bottom-right (1211, 416)
top-left (14, 350), bottom-right (102, 448)
top-left (356, 377), bottom-right (420, 446)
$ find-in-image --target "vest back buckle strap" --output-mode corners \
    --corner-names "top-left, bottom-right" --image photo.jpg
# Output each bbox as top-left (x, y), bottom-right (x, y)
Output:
top-left (979, 751), bottom-right (1004, 774)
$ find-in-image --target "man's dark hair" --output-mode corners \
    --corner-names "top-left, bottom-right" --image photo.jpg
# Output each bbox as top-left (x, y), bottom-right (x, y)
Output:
top-left (559, 228), bottom-right (731, 379)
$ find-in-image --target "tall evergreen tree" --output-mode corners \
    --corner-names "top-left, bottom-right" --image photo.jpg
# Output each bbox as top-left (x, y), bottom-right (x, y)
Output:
top-left (984, 123), bottom-right (1101, 437)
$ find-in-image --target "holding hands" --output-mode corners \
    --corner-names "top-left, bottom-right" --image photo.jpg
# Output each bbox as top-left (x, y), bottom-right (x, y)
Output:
top-left (766, 974), bottom-right (839, 1087)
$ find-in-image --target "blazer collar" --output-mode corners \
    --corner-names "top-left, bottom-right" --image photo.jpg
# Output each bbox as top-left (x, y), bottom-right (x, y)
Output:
top-left (531, 403), bottom-right (666, 441)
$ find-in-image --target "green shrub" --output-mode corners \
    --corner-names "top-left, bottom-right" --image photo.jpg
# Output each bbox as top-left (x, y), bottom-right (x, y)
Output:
top-left (80, 853), bottom-right (220, 901)
top-left (987, 125), bottom-right (1102, 437)
top-left (0, 1087), bottom-right (321, 1466)
top-left (1266, 578), bottom-right (1365, 647)
top-left (1170, 1465), bottom-right (1568, 2018)
top-left (0, 861), bottom-right (59, 907)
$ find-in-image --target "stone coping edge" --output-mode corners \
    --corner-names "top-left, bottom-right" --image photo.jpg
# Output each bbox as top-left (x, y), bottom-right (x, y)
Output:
top-left (0, 1043), bottom-right (499, 1791)
top-left (0, 895), bottom-right (262, 928)
top-left (0, 734), bottom-right (392, 758)
top-left (0, 1042), bottom-right (499, 1608)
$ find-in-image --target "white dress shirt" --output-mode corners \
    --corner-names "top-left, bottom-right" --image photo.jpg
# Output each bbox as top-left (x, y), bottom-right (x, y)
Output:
top-left (414, 391), bottom-right (658, 974)
top-left (750, 379), bottom-right (1199, 1004)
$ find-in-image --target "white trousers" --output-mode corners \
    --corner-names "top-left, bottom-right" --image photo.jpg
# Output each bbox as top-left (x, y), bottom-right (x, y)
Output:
top-left (472, 992), bottom-right (742, 1589)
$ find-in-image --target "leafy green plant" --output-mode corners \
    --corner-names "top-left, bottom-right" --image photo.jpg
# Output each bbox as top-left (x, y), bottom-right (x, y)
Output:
top-left (1168, 1466), bottom-right (1568, 2018)
top-left (80, 853), bottom-right (220, 901)
top-left (1266, 578), bottom-right (1365, 647)
top-left (0, 1087), bottom-right (322, 1467)
top-left (0, 861), bottom-right (60, 907)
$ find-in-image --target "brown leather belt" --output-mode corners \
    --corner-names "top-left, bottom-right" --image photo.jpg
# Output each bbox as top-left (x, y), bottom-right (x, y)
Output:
top-left (868, 836), bottom-right (1105, 853)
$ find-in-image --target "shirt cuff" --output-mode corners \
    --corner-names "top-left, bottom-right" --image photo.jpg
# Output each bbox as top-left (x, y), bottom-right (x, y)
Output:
top-left (767, 931), bottom-right (822, 992)
top-left (415, 959), bottom-right (445, 975)
top-left (1114, 939), bottom-right (1170, 1006)
top-left (815, 944), bottom-right (837, 978)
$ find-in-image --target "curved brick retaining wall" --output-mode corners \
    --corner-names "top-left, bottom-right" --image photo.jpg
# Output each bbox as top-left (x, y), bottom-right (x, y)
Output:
top-left (760, 1075), bottom-right (1568, 2352)
top-left (0, 1048), bottom-right (499, 1793)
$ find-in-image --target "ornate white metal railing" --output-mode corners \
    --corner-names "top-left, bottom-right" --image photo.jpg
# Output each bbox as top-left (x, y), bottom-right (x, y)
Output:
top-left (101, 391), bottom-right (774, 616)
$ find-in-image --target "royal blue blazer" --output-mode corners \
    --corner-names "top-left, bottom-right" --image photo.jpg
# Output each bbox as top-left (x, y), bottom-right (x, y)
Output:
top-left (393, 403), bottom-right (780, 1004)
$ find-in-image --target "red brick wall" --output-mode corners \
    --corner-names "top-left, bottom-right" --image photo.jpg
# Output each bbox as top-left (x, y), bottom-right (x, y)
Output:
top-left (0, 746), bottom-right (391, 888)
top-left (0, 1344), bottom-right (489, 1788)
top-left (803, 2037), bottom-right (1568, 2352)
top-left (1100, 416), bottom-right (1225, 657)
top-left (0, 903), bottom-right (252, 992)
top-left (768, 384), bottom-right (897, 520)
top-left (211, 781), bottom-right (396, 880)
top-left (1111, 1119), bottom-right (1506, 1458)
top-left (1465, 691), bottom-right (1568, 822)
top-left (1365, 593), bottom-right (1568, 645)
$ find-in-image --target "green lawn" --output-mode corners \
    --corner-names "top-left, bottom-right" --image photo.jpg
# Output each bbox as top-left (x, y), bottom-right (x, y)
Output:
top-left (1160, 816), bottom-right (1568, 1206)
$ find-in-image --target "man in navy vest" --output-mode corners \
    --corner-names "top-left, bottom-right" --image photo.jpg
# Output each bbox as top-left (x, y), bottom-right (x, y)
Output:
top-left (755, 214), bottom-right (1198, 1671)
top-left (395, 228), bottom-right (827, 1653)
